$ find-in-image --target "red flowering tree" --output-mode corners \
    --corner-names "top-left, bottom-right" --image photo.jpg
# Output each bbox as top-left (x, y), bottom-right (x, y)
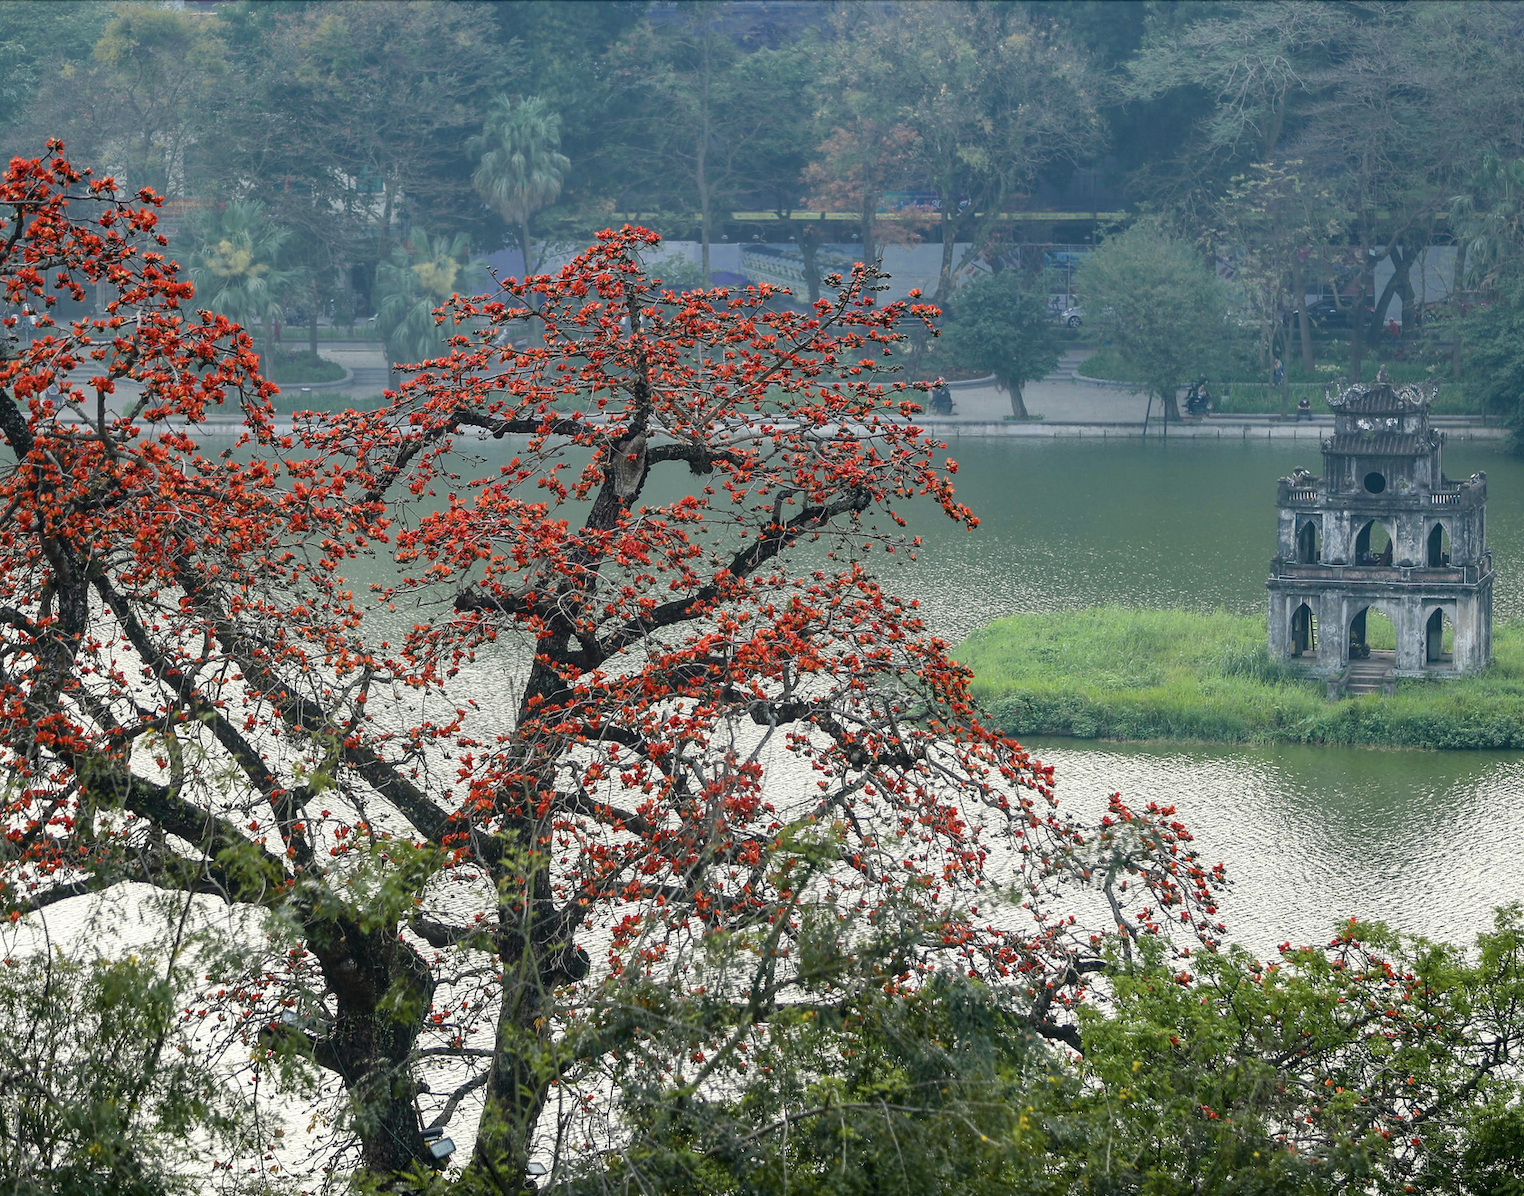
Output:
top-left (0, 145), bottom-right (1226, 1186)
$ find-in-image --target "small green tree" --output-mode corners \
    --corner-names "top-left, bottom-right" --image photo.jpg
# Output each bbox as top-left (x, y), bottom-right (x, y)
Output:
top-left (0, 948), bottom-right (251, 1194)
top-left (938, 273), bottom-right (1061, 419)
top-left (372, 230), bottom-right (474, 369)
top-left (184, 199), bottom-right (304, 368)
top-left (1076, 222), bottom-right (1227, 421)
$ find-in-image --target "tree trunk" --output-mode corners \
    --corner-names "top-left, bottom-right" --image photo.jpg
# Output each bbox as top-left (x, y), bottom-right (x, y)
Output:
top-left (521, 218), bottom-right (535, 276)
top-left (860, 194), bottom-right (878, 270)
top-left (1348, 244), bottom-right (1375, 382)
top-left (1291, 254), bottom-right (1314, 374)
top-left (308, 277), bottom-right (320, 358)
top-left (1006, 377), bottom-right (1029, 420)
top-left (799, 220), bottom-right (822, 305)
top-left (1451, 239), bottom-right (1467, 377)
top-left (1371, 244), bottom-right (1409, 334)
top-left (469, 977), bottom-right (554, 1193)
top-left (934, 189), bottom-right (957, 305)
top-left (697, 26), bottom-right (713, 286)
top-left (308, 919), bottom-right (435, 1179)
top-left (1160, 385), bottom-right (1181, 422)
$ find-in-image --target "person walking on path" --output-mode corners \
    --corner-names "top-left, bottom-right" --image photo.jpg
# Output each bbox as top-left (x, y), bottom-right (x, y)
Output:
top-left (1273, 357), bottom-right (1285, 387)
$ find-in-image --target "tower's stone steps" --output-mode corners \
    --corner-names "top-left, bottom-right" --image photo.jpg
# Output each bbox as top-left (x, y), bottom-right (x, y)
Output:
top-left (1343, 650), bottom-right (1396, 697)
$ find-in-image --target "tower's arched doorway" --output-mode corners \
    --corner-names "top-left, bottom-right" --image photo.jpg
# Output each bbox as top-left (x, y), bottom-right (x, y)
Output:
top-left (1350, 606), bottom-right (1396, 658)
top-left (1427, 523), bottom-right (1451, 568)
top-left (1355, 520), bottom-right (1393, 565)
top-left (1296, 520), bottom-right (1321, 564)
top-left (1426, 608), bottom-right (1454, 663)
top-left (1290, 603), bottom-right (1317, 657)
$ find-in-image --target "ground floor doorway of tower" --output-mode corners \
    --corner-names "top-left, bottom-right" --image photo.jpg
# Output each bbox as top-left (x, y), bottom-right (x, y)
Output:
top-left (1426, 608), bottom-right (1454, 664)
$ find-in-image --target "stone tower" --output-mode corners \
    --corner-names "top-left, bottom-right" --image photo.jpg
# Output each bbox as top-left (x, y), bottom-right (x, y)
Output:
top-left (1267, 380), bottom-right (1492, 684)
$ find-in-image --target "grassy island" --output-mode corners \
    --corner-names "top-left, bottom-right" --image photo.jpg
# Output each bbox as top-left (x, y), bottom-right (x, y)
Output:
top-left (959, 607), bottom-right (1524, 750)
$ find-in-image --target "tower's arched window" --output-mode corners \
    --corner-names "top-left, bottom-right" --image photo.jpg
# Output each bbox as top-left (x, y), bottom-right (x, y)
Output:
top-left (1426, 607), bottom-right (1454, 663)
top-left (1354, 520), bottom-right (1393, 565)
top-left (1296, 520), bottom-right (1321, 564)
top-left (1427, 523), bottom-right (1451, 568)
top-left (1290, 603), bottom-right (1317, 657)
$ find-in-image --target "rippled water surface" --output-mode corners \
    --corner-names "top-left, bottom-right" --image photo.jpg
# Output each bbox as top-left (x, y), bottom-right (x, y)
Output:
top-left (893, 439), bottom-right (1524, 950)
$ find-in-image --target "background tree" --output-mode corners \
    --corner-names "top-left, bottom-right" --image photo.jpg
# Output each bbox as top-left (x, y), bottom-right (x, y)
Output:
top-left (830, 2), bottom-right (1100, 304)
top-left (470, 95), bottom-right (571, 277)
top-left (1206, 160), bottom-right (1345, 381)
top-left (372, 230), bottom-right (475, 368)
top-left (1456, 281), bottom-right (1524, 435)
top-left (939, 272), bottom-right (1062, 420)
top-left (0, 1), bottom-right (110, 159)
top-left (1123, 0), bottom-right (1341, 211)
top-left (251, 1), bottom-right (513, 272)
top-left (184, 199), bottom-right (304, 370)
top-left (613, 5), bottom-right (778, 282)
top-left (1076, 221), bottom-right (1228, 422)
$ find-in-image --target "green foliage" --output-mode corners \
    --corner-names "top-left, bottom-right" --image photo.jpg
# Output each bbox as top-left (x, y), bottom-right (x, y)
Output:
top-left (1076, 223), bottom-right (1229, 415)
top-left (1459, 284), bottom-right (1524, 439)
top-left (469, 94), bottom-right (570, 272)
top-left (0, 1), bottom-right (110, 136)
top-left (644, 252), bottom-right (708, 293)
top-left (959, 607), bottom-right (1524, 748)
top-left (264, 349), bottom-right (345, 385)
top-left (0, 949), bottom-right (249, 1194)
top-left (940, 273), bottom-right (1062, 418)
top-left (185, 200), bottom-right (304, 348)
top-left (372, 232), bottom-right (475, 368)
top-left (578, 973), bottom-right (1056, 1196)
top-left (568, 911), bottom-right (1524, 1196)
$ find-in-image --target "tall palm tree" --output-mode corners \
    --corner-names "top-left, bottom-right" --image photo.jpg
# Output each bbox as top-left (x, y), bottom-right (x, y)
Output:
top-left (372, 231), bottom-right (474, 369)
top-left (469, 95), bottom-right (570, 276)
top-left (184, 200), bottom-right (304, 366)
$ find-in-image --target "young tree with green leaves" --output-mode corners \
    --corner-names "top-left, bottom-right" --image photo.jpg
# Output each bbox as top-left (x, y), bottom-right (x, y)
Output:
top-left (185, 199), bottom-right (304, 371)
top-left (372, 230), bottom-right (475, 369)
top-left (0, 942), bottom-right (254, 1193)
top-left (939, 272), bottom-right (1062, 420)
top-left (1206, 160), bottom-right (1345, 381)
top-left (1076, 222), bottom-right (1227, 422)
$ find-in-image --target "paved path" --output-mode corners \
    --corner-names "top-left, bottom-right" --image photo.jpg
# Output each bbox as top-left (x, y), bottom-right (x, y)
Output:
top-left (922, 348), bottom-right (1507, 439)
top-left (56, 343), bottom-right (1511, 441)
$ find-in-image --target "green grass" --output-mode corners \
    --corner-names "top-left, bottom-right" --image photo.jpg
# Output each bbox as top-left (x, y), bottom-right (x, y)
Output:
top-left (263, 350), bottom-right (347, 385)
top-left (957, 607), bottom-right (1524, 749)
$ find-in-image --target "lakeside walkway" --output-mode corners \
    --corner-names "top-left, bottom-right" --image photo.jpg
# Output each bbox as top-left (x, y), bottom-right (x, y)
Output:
top-left (73, 341), bottom-right (1512, 442)
top-left (924, 349), bottom-right (1508, 440)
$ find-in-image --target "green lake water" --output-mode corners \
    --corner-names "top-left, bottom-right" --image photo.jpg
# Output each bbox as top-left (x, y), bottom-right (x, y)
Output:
top-left (895, 439), bottom-right (1524, 952)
